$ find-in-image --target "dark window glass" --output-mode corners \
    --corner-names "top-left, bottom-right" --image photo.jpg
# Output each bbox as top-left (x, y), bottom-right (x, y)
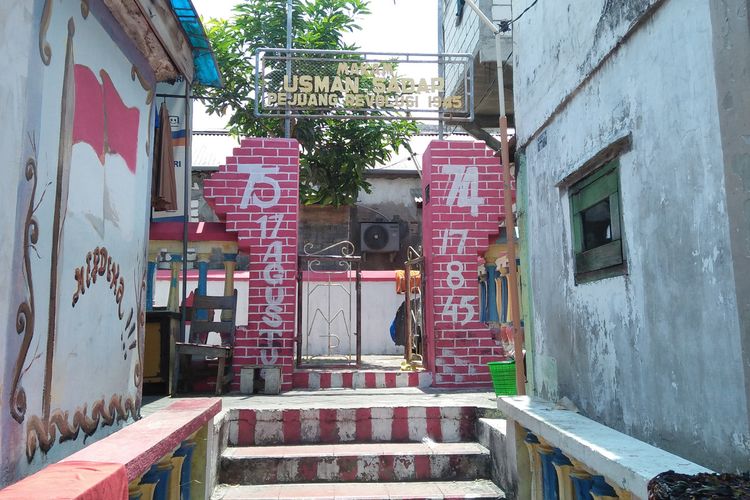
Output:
top-left (569, 160), bottom-right (625, 283)
top-left (580, 198), bottom-right (612, 250)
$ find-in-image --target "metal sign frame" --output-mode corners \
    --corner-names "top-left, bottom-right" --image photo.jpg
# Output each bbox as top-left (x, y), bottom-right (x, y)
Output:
top-left (254, 48), bottom-right (474, 121)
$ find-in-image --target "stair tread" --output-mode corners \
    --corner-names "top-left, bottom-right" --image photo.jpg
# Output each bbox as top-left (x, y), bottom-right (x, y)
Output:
top-left (224, 441), bottom-right (489, 459)
top-left (213, 480), bottom-right (505, 499)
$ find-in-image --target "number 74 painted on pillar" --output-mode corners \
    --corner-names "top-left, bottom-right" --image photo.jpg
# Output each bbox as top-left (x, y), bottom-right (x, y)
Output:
top-left (443, 165), bottom-right (484, 217)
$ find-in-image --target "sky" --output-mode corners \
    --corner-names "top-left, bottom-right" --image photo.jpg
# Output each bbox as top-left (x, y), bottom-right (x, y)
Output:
top-left (190, 0), bottom-right (439, 130)
top-left (190, 0), bottom-right (437, 53)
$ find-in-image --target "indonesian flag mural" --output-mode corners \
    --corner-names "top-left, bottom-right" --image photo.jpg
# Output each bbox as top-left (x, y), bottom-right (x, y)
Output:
top-left (72, 65), bottom-right (139, 174)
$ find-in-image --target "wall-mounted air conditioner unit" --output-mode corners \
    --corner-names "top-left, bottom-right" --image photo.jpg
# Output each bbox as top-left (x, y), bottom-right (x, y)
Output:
top-left (360, 222), bottom-right (400, 253)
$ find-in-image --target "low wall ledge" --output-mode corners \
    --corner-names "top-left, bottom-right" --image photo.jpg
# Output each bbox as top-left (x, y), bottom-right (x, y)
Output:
top-left (498, 396), bottom-right (712, 499)
top-left (61, 397), bottom-right (222, 481)
top-left (1, 398), bottom-right (221, 498)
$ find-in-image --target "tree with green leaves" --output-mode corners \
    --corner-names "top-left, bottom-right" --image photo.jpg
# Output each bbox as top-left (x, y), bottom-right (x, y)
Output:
top-left (197, 0), bottom-right (418, 206)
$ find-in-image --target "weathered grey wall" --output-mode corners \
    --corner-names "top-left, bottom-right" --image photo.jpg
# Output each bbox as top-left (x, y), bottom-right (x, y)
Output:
top-left (0, 2), bottom-right (35, 483)
top-left (355, 174), bottom-right (422, 270)
top-left (299, 204), bottom-right (352, 254)
top-left (709, 0), bottom-right (750, 434)
top-left (295, 175), bottom-right (422, 271)
top-left (514, 0), bottom-right (750, 471)
top-left (513, 0), bottom-right (662, 144)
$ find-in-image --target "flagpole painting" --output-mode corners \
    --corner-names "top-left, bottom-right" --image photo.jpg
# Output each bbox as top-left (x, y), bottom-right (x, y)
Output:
top-left (72, 65), bottom-right (140, 174)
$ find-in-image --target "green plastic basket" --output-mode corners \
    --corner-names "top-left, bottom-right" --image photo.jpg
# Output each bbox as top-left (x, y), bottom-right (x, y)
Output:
top-left (488, 361), bottom-right (517, 396)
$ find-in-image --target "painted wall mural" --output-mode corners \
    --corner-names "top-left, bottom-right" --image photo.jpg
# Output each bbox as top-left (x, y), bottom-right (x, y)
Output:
top-left (3, 0), bottom-right (154, 483)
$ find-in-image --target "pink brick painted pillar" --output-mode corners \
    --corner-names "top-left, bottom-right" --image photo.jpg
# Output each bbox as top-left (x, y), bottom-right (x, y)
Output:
top-left (422, 140), bottom-right (514, 388)
top-left (203, 138), bottom-right (299, 390)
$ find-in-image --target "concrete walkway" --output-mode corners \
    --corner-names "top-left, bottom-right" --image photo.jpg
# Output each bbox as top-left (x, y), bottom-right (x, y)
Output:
top-left (142, 387), bottom-right (499, 417)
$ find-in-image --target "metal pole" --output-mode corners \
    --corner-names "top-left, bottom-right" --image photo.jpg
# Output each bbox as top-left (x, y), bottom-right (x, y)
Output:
top-left (500, 116), bottom-right (524, 396)
top-left (285, 0), bottom-right (293, 138)
top-left (180, 81), bottom-right (192, 346)
top-left (495, 35), bottom-right (506, 117)
top-left (464, 0), bottom-right (524, 395)
top-left (463, 0), bottom-right (499, 33)
top-left (355, 264), bottom-right (362, 367)
top-left (437, 0), bottom-right (445, 139)
top-left (296, 261), bottom-right (303, 367)
top-left (404, 263), bottom-right (412, 362)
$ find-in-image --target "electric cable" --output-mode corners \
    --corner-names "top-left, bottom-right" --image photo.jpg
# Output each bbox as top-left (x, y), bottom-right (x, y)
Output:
top-left (500, 0), bottom-right (539, 32)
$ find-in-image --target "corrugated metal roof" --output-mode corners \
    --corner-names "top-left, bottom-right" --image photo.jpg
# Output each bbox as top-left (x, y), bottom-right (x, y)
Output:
top-left (192, 131), bottom-right (239, 168)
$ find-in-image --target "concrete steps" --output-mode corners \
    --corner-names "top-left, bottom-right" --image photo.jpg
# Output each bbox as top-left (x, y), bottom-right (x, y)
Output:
top-left (213, 480), bottom-right (504, 499)
top-left (292, 370), bottom-right (432, 390)
top-left (227, 407), bottom-right (483, 446)
top-left (215, 400), bottom-right (505, 499)
top-left (221, 442), bottom-right (490, 484)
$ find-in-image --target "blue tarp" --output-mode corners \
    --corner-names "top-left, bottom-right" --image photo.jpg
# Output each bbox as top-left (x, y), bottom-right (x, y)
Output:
top-left (169, 0), bottom-right (222, 88)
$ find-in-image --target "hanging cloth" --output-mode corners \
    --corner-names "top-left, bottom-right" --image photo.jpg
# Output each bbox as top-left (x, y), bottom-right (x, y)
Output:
top-left (151, 101), bottom-right (177, 211)
top-left (496, 276), bottom-right (509, 324)
top-left (395, 270), bottom-right (421, 294)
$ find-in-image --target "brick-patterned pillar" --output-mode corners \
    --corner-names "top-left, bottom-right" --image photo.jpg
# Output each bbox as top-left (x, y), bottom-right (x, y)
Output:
top-left (203, 138), bottom-right (299, 390)
top-left (422, 140), bottom-right (514, 388)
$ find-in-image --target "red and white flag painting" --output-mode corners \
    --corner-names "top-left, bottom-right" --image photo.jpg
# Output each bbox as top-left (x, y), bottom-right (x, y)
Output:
top-left (72, 64), bottom-right (139, 173)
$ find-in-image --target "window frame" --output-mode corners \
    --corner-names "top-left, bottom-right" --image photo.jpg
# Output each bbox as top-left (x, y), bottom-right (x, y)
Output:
top-left (569, 159), bottom-right (626, 284)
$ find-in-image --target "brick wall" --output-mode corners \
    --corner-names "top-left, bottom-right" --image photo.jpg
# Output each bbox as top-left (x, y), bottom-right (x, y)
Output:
top-left (422, 140), bottom-right (512, 387)
top-left (203, 138), bottom-right (299, 390)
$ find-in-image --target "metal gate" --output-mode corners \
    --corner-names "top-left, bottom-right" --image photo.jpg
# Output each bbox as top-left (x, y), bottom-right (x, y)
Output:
top-left (296, 241), bottom-right (361, 368)
top-left (404, 246), bottom-right (426, 365)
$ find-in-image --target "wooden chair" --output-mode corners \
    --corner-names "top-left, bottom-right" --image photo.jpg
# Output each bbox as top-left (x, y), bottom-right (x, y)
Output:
top-left (173, 289), bottom-right (237, 395)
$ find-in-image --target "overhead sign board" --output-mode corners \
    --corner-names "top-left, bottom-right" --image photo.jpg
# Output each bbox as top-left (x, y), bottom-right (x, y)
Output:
top-left (254, 48), bottom-right (474, 121)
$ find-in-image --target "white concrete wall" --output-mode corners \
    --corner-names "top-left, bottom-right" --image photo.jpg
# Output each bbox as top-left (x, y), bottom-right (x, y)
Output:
top-left (515, 0), bottom-right (749, 471)
top-left (359, 176), bottom-right (421, 210)
top-left (0, 3), bottom-right (31, 336)
top-left (301, 279), bottom-right (405, 357)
